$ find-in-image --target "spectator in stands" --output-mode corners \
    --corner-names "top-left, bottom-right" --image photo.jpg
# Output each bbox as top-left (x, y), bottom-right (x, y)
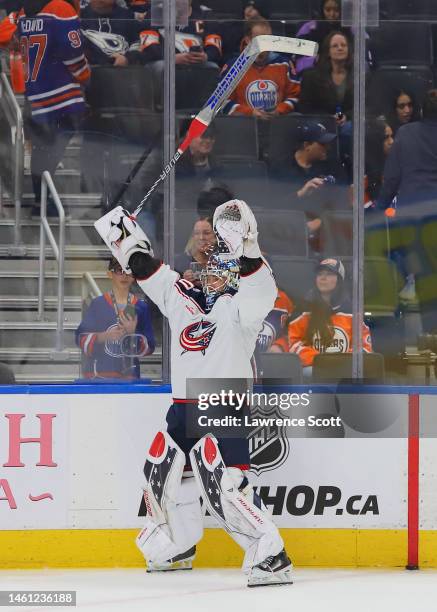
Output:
top-left (196, 184), bottom-right (235, 217)
top-left (220, 0), bottom-right (272, 65)
top-left (176, 125), bottom-right (221, 179)
top-left (174, 217), bottom-right (217, 287)
top-left (299, 30), bottom-right (353, 124)
top-left (269, 120), bottom-right (349, 250)
top-left (364, 118), bottom-right (393, 208)
top-left (385, 89), bottom-right (421, 136)
top-left (269, 258), bottom-right (372, 378)
top-left (222, 17), bottom-right (300, 119)
top-left (81, 0), bottom-right (156, 66)
top-left (76, 257), bottom-right (155, 380)
top-left (378, 89), bottom-right (437, 211)
top-left (2, 0), bottom-right (91, 218)
top-left (377, 89), bottom-right (437, 328)
top-left (295, 0), bottom-right (345, 75)
top-left (140, 0), bottom-right (222, 69)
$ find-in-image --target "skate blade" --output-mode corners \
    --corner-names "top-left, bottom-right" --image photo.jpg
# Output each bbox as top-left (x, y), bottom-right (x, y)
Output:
top-left (247, 568), bottom-right (293, 588)
top-left (147, 559), bottom-right (193, 573)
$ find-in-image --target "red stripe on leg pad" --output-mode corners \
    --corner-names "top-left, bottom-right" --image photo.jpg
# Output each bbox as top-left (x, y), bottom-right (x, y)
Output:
top-left (149, 431), bottom-right (166, 458)
top-left (204, 436), bottom-right (217, 465)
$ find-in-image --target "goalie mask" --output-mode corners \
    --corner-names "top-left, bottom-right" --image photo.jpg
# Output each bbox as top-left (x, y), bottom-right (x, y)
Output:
top-left (200, 251), bottom-right (240, 310)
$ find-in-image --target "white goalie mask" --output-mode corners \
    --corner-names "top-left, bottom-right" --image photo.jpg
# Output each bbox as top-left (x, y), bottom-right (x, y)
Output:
top-left (200, 251), bottom-right (240, 309)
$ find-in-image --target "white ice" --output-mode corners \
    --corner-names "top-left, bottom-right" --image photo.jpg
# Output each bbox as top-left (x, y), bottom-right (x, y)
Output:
top-left (1, 568), bottom-right (437, 612)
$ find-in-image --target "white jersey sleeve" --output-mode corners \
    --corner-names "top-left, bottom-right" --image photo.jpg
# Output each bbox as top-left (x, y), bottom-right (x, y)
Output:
top-left (235, 262), bottom-right (277, 329)
top-left (136, 262), bottom-right (181, 318)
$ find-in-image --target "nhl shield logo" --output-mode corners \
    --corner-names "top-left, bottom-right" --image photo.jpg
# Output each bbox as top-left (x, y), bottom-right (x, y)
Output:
top-left (248, 404), bottom-right (290, 476)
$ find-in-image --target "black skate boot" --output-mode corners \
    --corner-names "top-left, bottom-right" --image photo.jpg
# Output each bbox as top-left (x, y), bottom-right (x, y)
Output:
top-left (146, 546), bottom-right (196, 572)
top-left (247, 549), bottom-right (293, 587)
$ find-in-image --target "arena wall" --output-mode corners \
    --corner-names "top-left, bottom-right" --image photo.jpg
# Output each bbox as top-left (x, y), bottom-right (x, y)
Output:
top-left (0, 385), bottom-right (435, 569)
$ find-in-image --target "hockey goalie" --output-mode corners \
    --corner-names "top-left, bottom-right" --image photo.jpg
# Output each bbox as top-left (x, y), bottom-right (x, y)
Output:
top-left (95, 199), bottom-right (292, 587)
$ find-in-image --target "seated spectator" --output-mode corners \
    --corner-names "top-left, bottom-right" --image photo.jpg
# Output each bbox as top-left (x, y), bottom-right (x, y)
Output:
top-left (76, 257), bottom-right (155, 379)
top-left (270, 259), bottom-right (372, 378)
top-left (140, 0), bottom-right (222, 69)
top-left (196, 184), bottom-right (235, 217)
top-left (364, 118), bottom-right (393, 208)
top-left (385, 89), bottom-right (421, 137)
top-left (299, 30), bottom-right (353, 124)
top-left (220, 0), bottom-right (272, 65)
top-left (175, 217), bottom-right (217, 286)
top-left (176, 125), bottom-right (221, 179)
top-left (81, 0), bottom-right (156, 66)
top-left (295, 0), bottom-right (345, 75)
top-left (270, 120), bottom-right (349, 249)
top-left (222, 17), bottom-right (300, 120)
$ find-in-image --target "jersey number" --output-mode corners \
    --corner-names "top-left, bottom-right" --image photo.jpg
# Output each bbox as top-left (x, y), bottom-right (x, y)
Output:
top-left (20, 34), bottom-right (47, 83)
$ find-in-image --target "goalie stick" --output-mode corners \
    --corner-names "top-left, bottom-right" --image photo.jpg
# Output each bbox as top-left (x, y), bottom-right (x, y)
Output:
top-left (104, 35), bottom-right (318, 215)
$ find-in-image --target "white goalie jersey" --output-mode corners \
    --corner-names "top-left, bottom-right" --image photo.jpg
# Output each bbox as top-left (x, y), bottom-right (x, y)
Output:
top-left (137, 261), bottom-right (276, 398)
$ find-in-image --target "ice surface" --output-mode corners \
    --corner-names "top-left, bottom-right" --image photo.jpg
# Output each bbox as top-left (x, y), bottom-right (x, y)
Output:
top-left (1, 568), bottom-right (436, 612)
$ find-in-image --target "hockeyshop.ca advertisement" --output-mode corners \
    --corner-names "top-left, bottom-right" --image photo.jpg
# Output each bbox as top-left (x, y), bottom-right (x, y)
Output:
top-left (0, 391), bottom-right (408, 531)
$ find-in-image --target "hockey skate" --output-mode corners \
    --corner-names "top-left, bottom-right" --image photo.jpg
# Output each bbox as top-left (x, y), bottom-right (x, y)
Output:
top-left (146, 546), bottom-right (196, 573)
top-left (247, 549), bottom-right (293, 587)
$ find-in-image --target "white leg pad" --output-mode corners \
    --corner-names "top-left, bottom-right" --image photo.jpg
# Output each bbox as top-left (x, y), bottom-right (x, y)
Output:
top-left (190, 435), bottom-right (284, 573)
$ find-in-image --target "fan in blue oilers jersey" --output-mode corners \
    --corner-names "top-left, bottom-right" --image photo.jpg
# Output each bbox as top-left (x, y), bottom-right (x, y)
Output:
top-left (15, 0), bottom-right (90, 217)
top-left (75, 256), bottom-right (155, 379)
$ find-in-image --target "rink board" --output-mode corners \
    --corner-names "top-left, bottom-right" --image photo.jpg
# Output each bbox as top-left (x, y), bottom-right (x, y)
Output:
top-left (0, 384), bottom-right (435, 568)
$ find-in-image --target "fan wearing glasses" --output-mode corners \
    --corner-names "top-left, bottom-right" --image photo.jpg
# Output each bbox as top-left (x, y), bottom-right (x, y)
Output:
top-left (75, 257), bottom-right (155, 379)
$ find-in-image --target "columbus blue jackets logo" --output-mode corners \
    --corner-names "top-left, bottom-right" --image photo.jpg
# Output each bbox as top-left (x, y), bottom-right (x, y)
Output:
top-left (179, 320), bottom-right (217, 355)
top-left (248, 404), bottom-right (290, 476)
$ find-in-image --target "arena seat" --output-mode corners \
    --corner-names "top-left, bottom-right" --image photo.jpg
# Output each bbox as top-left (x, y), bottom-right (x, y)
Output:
top-left (202, 0), bottom-right (244, 20)
top-left (85, 65), bottom-right (155, 112)
top-left (369, 22), bottom-right (433, 66)
top-left (269, 256), bottom-right (315, 301)
top-left (268, 0), bottom-right (313, 21)
top-left (312, 353), bottom-right (385, 383)
top-left (256, 210), bottom-right (309, 257)
top-left (381, 0), bottom-right (437, 20)
top-left (367, 66), bottom-right (434, 117)
top-left (214, 160), bottom-right (269, 209)
top-left (212, 116), bottom-right (259, 161)
top-left (259, 353), bottom-right (303, 385)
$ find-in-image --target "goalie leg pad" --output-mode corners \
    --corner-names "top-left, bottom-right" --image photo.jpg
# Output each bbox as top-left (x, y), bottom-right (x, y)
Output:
top-left (189, 435), bottom-right (284, 572)
top-left (137, 432), bottom-right (203, 567)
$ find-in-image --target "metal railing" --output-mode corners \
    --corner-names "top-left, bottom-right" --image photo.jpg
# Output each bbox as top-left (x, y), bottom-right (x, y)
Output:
top-left (0, 73), bottom-right (24, 253)
top-left (37, 171), bottom-right (66, 353)
top-left (82, 271), bottom-right (102, 303)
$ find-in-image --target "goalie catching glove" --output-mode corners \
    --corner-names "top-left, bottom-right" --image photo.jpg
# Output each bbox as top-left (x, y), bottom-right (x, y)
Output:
top-left (213, 199), bottom-right (262, 259)
top-left (94, 205), bottom-right (153, 273)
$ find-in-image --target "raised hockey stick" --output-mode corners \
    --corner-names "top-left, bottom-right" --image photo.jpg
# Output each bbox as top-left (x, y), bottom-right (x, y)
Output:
top-left (106, 35), bottom-right (318, 214)
top-left (94, 36), bottom-right (317, 257)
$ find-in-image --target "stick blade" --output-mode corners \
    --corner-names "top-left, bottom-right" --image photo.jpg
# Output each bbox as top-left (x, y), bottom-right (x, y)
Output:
top-left (251, 35), bottom-right (318, 57)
